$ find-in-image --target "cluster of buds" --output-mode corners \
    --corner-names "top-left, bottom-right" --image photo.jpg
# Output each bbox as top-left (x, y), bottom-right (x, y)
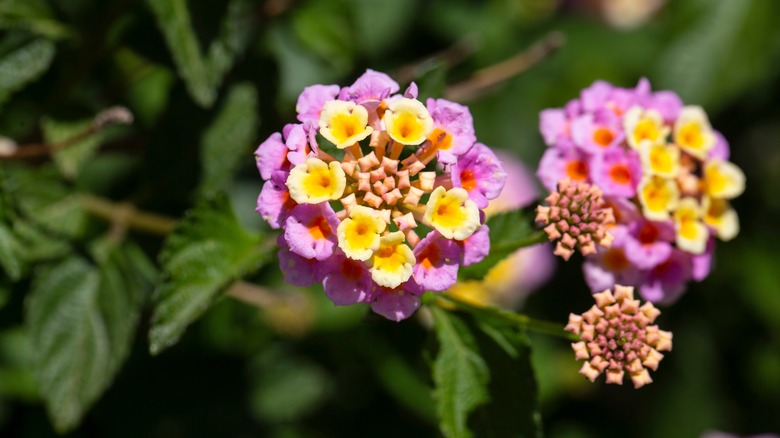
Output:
top-left (535, 179), bottom-right (615, 261)
top-left (565, 284), bottom-right (672, 389)
top-left (537, 79), bottom-right (745, 303)
top-left (255, 70), bottom-right (507, 321)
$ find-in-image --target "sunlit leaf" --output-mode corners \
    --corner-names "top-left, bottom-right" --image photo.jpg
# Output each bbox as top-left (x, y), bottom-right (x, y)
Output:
top-left (198, 83), bottom-right (259, 196)
top-left (26, 246), bottom-right (150, 433)
top-left (431, 306), bottom-right (489, 438)
top-left (148, 193), bottom-right (270, 355)
top-left (0, 37), bottom-right (55, 107)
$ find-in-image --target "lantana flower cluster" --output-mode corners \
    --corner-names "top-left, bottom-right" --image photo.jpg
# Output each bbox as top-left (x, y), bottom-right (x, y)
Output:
top-left (255, 70), bottom-right (507, 321)
top-left (537, 79), bottom-right (745, 303)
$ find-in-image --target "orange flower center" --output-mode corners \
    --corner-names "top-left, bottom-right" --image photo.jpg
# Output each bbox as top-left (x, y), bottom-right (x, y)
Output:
top-left (460, 170), bottom-right (477, 191)
top-left (308, 215), bottom-right (332, 240)
top-left (566, 160), bottom-right (589, 181)
top-left (609, 164), bottom-right (631, 185)
top-left (593, 127), bottom-right (615, 147)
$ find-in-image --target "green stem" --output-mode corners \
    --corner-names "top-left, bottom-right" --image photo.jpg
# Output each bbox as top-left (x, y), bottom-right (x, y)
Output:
top-left (434, 293), bottom-right (578, 341)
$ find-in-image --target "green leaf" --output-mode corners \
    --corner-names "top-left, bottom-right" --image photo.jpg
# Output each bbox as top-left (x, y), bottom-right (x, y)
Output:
top-left (431, 306), bottom-right (489, 438)
top-left (148, 193), bottom-right (270, 355)
top-left (460, 207), bottom-right (545, 280)
top-left (42, 117), bottom-right (103, 179)
top-left (0, 37), bottom-right (55, 107)
top-left (291, 0), bottom-right (354, 73)
top-left (349, 0), bottom-right (416, 55)
top-left (198, 82), bottom-right (259, 196)
top-left (146, 0), bottom-right (254, 108)
top-left (113, 48), bottom-right (175, 127)
top-left (0, 224), bottom-right (21, 281)
top-left (0, 0), bottom-right (76, 40)
top-left (26, 247), bottom-right (149, 433)
top-left (470, 322), bottom-right (542, 438)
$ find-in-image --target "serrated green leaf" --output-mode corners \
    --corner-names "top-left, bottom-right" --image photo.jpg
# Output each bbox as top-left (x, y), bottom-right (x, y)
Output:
top-left (146, 0), bottom-right (254, 108)
top-left (149, 194), bottom-right (270, 355)
top-left (431, 306), bottom-right (489, 438)
top-left (0, 224), bottom-right (21, 281)
top-left (198, 83), bottom-right (259, 196)
top-left (470, 322), bottom-right (542, 438)
top-left (42, 117), bottom-right (104, 179)
top-left (0, 38), bottom-right (55, 107)
top-left (460, 207), bottom-right (545, 280)
top-left (26, 248), bottom-right (148, 433)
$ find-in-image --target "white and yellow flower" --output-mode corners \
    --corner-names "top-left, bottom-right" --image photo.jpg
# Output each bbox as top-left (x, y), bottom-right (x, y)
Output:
top-left (640, 143), bottom-right (680, 178)
top-left (286, 157), bottom-right (346, 204)
top-left (337, 205), bottom-right (387, 261)
top-left (623, 106), bottom-right (669, 150)
top-left (673, 106), bottom-right (716, 159)
top-left (369, 231), bottom-right (415, 288)
top-left (318, 100), bottom-right (373, 148)
top-left (703, 196), bottom-right (739, 241)
top-left (383, 98), bottom-right (434, 145)
top-left (673, 197), bottom-right (709, 255)
top-left (703, 159), bottom-right (745, 200)
top-left (423, 186), bottom-right (480, 240)
top-left (637, 175), bottom-right (679, 221)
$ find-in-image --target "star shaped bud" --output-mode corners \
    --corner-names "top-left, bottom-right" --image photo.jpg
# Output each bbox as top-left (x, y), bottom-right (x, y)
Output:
top-left (674, 106), bottom-right (716, 159)
top-left (318, 100), bottom-right (374, 149)
top-left (565, 284), bottom-right (672, 389)
top-left (369, 231), bottom-right (416, 289)
top-left (703, 159), bottom-right (746, 200)
top-left (337, 205), bottom-right (387, 261)
top-left (535, 179), bottom-right (615, 261)
top-left (637, 175), bottom-right (680, 221)
top-left (383, 97), bottom-right (434, 145)
top-left (424, 186), bottom-right (481, 241)
top-left (286, 157), bottom-right (346, 204)
top-left (640, 143), bottom-right (681, 178)
top-left (673, 197), bottom-right (709, 255)
top-left (703, 196), bottom-right (740, 241)
top-left (623, 106), bottom-right (669, 150)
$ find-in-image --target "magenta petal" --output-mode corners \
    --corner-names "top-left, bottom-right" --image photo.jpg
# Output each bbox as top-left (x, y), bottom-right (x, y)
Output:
top-left (427, 98), bottom-right (477, 163)
top-left (461, 223), bottom-right (490, 266)
top-left (296, 84), bottom-right (340, 123)
top-left (451, 143), bottom-right (507, 208)
top-left (639, 249), bottom-right (692, 304)
top-left (413, 231), bottom-right (462, 291)
top-left (256, 172), bottom-right (294, 229)
top-left (322, 252), bottom-right (372, 305)
top-left (491, 151), bottom-right (539, 210)
top-left (277, 235), bottom-right (324, 287)
top-left (708, 131), bottom-right (730, 161)
top-left (369, 281), bottom-right (424, 322)
top-left (255, 132), bottom-right (287, 180)
top-left (338, 69), bottom-right (399, 103)
top-left (284, 203), bottom-right (340, 260)
top-left (590, 147), bottom-right (641, 197)
top-left (536, 144), bottom-right (590, 192)
top-left (539, 108), bottom-right (569, 146)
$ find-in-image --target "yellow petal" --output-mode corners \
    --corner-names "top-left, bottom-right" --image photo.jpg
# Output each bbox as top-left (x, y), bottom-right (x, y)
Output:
top-left (319, 100), bottom-right (373, 148)
top-left (423, 187), bottom-right (480, 240)
top-left (383, 98), bottom-right (434, 145)
top-left (286, 157), bottom-right (346, 204)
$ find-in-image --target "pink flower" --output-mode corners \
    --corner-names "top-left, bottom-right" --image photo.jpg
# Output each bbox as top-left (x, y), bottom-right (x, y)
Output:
top-left (296, 84), bottom-right (340, 123)
top-left (639, 248), bottom-right (692, 304)
top-left (451, 143), bottom-right (507, 208)
top-left (322, 250), bottom-right (373, 305)
top-left (565, 284), bottom-right (673, 388)
top-left (368, 279), bottom-right (424, 322)
top-left (277, 235), bottom-right (325, 287)
top-left (590, 147), bottom-right (642, 197)
top-left (571, 109), bottom-right (625, 154)
top-left (283, 203), bottom-right (340, 261)
top-left (413, 231), bottom-right (462, 291)
top-left (426, 98), bottom-right (477, 164)
top-left (256, 171), bottom-right (297, 229)
top-left (338, 69), bottom-right (399, 103)
top-left (537, 143), bottom-right (591, 192)
top-left (255, 132), bottom-right (288, 180)
top-left (582, 226), bottom-right (643, 292)
top-left (460, 222), bottom-right (490, 266)
top-left (539, 108), bottom-right (571, 146)
top-left (536, 179), bottom-right (615, 261)
top-left (622, 219), bottom-right (675, 270)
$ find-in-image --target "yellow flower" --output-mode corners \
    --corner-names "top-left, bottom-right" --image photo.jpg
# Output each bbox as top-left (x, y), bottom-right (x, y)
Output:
top-left (624, 106), bottom-right (669, 150)
top-left (369, 231), bottom-right (415, 288)
top-left (337, 206), bottom-right (387, 261)
top-left (383, 98), bottom-right (434, 145)
top-left (703, 159), bottom-right (745, 200)
top-left (318, 100), bottom-right (373, 149)
top-left (423, 187), bottom-right (480, 240)
top-left (674, 106), bottom-right (716, 159)
top-left (640, 143), bottom-right (680, 178)
top-left (673, 197), bottom-right (708, 254)
top-left (286, 157), bottom-right (346, 204)
top-left (637, 175), bottom-right (679, 221)
top-left (703, 196), bottom-right (739, 241)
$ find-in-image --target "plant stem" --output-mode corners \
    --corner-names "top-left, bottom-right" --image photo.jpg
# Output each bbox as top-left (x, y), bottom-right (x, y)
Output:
top-left (435, 293), bottom-right (578, 341)
top-left (80, 194), bottom-right (177, 236)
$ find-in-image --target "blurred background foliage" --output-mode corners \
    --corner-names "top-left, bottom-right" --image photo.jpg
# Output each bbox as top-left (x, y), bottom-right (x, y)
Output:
top-left (0, 0), bottom-right (779, 436)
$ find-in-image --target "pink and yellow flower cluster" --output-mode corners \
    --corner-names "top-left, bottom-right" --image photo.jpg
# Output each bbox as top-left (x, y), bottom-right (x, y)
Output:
top-left (537, 79), bottom-right (745, 303)
top-left (255, 70), bottom-right (507, 321)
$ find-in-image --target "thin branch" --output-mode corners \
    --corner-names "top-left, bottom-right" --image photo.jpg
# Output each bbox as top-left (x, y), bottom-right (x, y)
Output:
top-left (392, 34), bottom-right (480, 85)
top-left (226, 280), bottom-right (316, 337)
top-left (80, 194), bottom-right (177, 236)
top-left (435, 292), bottom-right (578, 341)
top-left (444, 31), bottom-right (565, 102)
